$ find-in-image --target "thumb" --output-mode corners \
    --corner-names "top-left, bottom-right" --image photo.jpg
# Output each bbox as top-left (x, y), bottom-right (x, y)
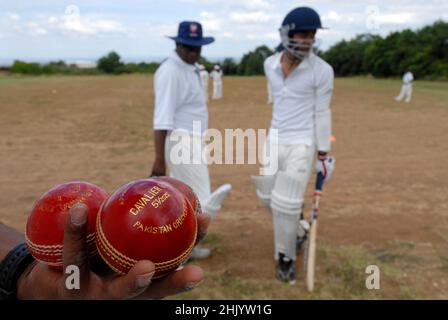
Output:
top-left (107, 260), bottom-right (156, 299)
top-left (63, 203), bottom-right (90, 280)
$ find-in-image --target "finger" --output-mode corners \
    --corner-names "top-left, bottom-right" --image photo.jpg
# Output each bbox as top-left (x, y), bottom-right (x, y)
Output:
top-left (63, 203), bottom-right (90, 281)
top-left (107, 260), bottom-right (156, 300)
top-left (138, 265), bottom-right (204, 299)
top-left (195, 212), bottom-right (211, 245)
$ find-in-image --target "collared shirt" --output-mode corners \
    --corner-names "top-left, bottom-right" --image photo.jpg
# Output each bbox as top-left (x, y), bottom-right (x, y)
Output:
top-left (403, 72), bottom-right (414, 84)
top-left (153, 51), bottom-right (208, 134)
top-left (264, 51), bottom-right (334, 146)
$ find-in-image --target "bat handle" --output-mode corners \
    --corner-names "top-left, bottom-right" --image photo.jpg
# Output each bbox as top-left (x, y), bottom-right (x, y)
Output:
top-left (315, 172), bottom-right (325, 193)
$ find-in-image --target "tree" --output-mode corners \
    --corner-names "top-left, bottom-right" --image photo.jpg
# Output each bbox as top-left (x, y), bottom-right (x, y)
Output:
top-left (221, 58), bottom-right (238, 75)
top-left (322, 20), bottom-right (448, 79)
top-left (238, 45), bottom-right (274, 76)
top-left (97, 51), bottom-right (123, 74)
top-left (11, 61), bottom-right (42, 74)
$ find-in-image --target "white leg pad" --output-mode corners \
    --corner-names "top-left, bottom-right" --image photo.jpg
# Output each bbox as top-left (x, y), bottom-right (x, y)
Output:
top-left (251, 175), bottom-right (276, 208)
top-left (270, 171), bottom-right (306, 260)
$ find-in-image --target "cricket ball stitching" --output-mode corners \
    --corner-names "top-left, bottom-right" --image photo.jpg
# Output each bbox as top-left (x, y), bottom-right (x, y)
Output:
top-left (97, 198), bottom-right (198, 275)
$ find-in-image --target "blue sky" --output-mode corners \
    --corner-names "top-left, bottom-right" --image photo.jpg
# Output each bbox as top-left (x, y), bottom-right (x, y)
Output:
top-left (1, 0), bottom-right (447, 63)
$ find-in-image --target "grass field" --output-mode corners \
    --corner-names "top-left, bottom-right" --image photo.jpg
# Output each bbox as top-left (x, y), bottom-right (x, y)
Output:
top-left (1, 75), bottom-right (447, 299)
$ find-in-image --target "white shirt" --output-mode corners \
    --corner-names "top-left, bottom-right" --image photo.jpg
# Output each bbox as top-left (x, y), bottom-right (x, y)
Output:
top-left (153, 51), bottom-right (208, 134)
top-left (403, 71), bottom-right (414, 84)
top-left (264, 51), bottom-right (334, 149)
top-left (210, 70), bottom-right (223, 83)
top-left (200, 70), bottom-right (209, 88)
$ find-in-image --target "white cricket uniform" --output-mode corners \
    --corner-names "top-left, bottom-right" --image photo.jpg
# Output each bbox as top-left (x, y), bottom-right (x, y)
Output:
top-left (200, 69), bottom-right (209, 101)
top-left (153, 51), bottom-right (210, 205)
top-left (395, 71), bottom-right (414, 103)
top-left (260, 51), bottom-right (334, 261)
top-left (210, 70), bottom-right (223, 100)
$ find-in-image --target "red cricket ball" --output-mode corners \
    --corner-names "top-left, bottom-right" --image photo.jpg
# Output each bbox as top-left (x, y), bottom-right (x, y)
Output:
top-left (155, 176), bottom-right (202, 217)
top-left (96, 178), bottom-right (197, 278)
top-left (25, 181), bottom-right (109, 268)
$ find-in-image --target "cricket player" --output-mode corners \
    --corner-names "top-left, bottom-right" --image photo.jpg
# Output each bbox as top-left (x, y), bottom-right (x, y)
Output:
top-left (395, 70), bottom-right (414, 103)
top-left (252, 7), bottom-right (335, 284)
top-left (151, 21), bottom-right (231, 260)
top-left (210, 65), bottom-right (223, 100)
top-left (199, 64), bottom-right (209, 101)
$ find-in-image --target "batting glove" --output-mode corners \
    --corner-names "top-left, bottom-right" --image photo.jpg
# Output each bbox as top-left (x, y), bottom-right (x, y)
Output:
top-left (316, 156), bottom-right (336, 183)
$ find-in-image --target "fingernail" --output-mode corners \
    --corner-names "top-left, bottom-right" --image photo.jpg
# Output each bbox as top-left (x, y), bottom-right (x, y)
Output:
top-left (184, 281), bottom-right (202, 291)
top-left (136, 272), bottom-right (155, 289)
top-left (70, 204), bottom-right (87, 226)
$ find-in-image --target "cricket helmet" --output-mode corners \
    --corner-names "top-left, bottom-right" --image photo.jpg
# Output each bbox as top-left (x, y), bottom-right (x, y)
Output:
top-left (279, 7), bottom-right (326, 60)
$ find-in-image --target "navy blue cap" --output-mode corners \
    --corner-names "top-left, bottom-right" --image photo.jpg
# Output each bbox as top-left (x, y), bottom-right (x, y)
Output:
top-left (168, 21), bottom-right (215, 47)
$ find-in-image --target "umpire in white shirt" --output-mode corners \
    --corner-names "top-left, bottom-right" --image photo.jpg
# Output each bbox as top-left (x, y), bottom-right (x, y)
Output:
top-left (151, 21), bottom-right (231, 260)
top-left (252, 7), bottom-right (336, 284)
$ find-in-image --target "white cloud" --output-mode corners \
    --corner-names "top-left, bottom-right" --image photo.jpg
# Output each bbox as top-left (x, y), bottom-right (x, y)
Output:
top-left (7, 12), bottom-right (20, 21)
top-left (323, 11), bottom-right (343, 23)
top-left (48, 16), bottom-right (58, 24)
top-left (377, 13), bottom-right (415, 25)
top-left (222, 32), bottom-right (234, 38)
top-left (242, 0), bottom-right (272, 10)
top-left (60, 15), bottom-right (127, 35)
top-left (199, 11), bottom-right (223, 32)
top-left (230, 11), bottom-right (274, 23)
top-left (26, 22), bottom-right (47, 36)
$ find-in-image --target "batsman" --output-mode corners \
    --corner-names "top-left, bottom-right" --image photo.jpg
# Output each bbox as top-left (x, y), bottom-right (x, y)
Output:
top-left (252, 7), bottom-right (336, 284)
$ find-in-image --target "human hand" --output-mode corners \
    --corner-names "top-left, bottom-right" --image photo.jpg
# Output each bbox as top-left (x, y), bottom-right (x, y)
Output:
top-left (17, 204), bottom-right (210, 300)
top-left (315, 156), bottom-right (336, 183)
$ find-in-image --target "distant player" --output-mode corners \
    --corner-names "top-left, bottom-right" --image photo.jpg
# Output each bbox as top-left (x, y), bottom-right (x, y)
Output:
top-left (210, 65), bottom-right (223, 100)
top-left (252, 7), bottom-right (335, 284)
top-left (199, 64), bottom-right (209, 101)
top-left (152, 21), bottom-right (232, 260)
top-left (395, 70), bottom-right (414, 103)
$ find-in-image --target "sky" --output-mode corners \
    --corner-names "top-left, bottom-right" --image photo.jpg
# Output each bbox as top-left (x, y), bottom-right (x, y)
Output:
top-left (1, 0), bottom-right (447, 63)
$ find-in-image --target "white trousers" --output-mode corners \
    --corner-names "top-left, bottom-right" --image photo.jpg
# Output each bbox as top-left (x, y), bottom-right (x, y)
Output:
top-left (395, 83), bottom-right (413, 103)
top-left (262, 141), bottom-right (315, 260)
top-left (165, 132), bottom-right (211, 206)
top-left (212, 81), bottom-right (223, 100)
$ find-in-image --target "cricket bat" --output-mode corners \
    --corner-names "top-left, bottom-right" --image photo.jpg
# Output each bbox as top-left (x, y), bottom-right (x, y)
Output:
top-left (304, 172), bottom-right (325, 292)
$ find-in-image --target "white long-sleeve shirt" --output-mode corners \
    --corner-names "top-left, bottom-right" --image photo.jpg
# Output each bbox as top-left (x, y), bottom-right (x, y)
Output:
top-left (210, 70), bottom-right (223, 83)
top-left (403, 71), bottom-right (414, 84)
top-left (153, 51), bottom-right (208, 134)
top-left (264, 51), bottom-right (334, 151)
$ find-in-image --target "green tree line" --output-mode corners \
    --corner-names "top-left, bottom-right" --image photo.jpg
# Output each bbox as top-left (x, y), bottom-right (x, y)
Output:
top-left (9, 52), bottom-right (159, 75)
top-left (7, 20), bottom-right (447, 79)
top-left (322, 21), bottom-right (448, 79)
